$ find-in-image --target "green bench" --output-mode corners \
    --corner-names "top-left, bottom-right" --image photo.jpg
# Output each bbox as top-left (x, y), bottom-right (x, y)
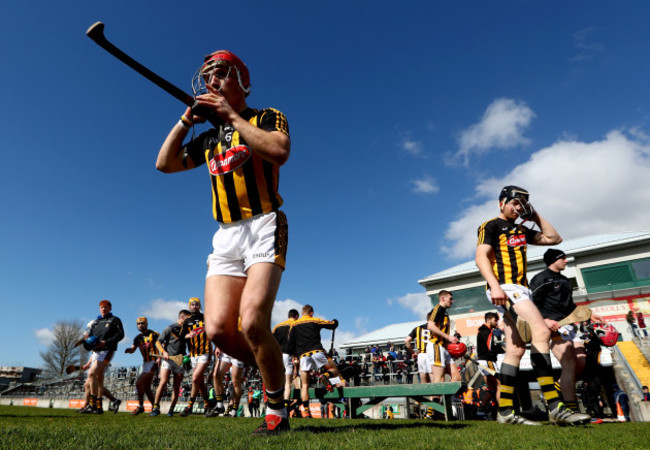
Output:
top-left (291, 382), bottom-right (464, 420)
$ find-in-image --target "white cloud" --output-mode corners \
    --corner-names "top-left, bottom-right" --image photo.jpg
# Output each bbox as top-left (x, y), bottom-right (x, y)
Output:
top-left (392, 292), bottom-right (432, 319)
top-left (141, 298), bottom-right (187, 322)
top-left (443, 129), bottom-right (650, 259)
top-left (34, 328), bottom-right (54, 346)
top-left (451, 98), bottom-right (535, 166)
top-left (570, 27), bottom-right (605, 62)
top-left (401, 138), bottom-right (424, 157)
top-left (410, 175), bottom-right (439, 195)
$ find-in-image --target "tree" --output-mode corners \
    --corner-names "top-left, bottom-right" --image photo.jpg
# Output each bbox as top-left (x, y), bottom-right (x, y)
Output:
top-left (39, 320), bottom-right (87, 379)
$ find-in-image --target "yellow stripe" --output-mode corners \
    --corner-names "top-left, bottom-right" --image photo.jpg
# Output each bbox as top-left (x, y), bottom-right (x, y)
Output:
top-left (543, 391), bottom-right (559, 400)
top-left (500, 385), bottom-right (515, 394)
top-left (537, 376), bottom-right (555, 386)
top-left (499, 399), bottom-right (513, 407)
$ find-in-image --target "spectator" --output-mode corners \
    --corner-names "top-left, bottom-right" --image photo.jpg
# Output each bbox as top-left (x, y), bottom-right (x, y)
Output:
top-left (637, 312), bottom-right (648, 337)
top-left (642, 386), bottom-right (650, 402)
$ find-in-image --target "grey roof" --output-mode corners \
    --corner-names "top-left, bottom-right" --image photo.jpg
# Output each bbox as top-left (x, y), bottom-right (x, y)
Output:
top-left (340, 320), bottom-right (424, 348)
top-left (419, 230), bottom-right (650, 284)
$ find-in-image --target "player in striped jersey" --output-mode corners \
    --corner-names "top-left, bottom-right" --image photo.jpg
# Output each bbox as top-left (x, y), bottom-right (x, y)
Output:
top-left (273, 309), bottom-right (300, 407)
top-left (124, 317), bottom-right (160, 415)
top-left (405, 322), bottom-right (433, 383)
top-left (157, 50), bottom-right (290, 435)
top-left (426, 291), bottom-right (461, 383)
top-left (179, 297), bottom-right (214, 417)
top-left (475, 185), bottom-right (589, 425)
top-left (475, 312), bottom-right (504, 418)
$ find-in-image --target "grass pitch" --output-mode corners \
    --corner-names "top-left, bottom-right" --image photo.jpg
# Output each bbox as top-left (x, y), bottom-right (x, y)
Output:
top-left (0, 405), bottom-right (647, 449)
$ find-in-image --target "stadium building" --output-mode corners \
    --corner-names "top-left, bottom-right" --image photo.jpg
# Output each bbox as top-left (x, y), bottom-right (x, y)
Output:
top-left (342, 231), bottom-right (650, 419)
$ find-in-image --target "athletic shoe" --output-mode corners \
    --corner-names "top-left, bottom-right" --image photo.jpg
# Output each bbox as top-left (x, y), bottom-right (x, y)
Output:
top-left (497, 410), bottom-right (540, 425)
top-left (150, 408), bottom-right (160, 417)
top-left (77, 405), bottom-right (92, 414)
top-left (204, 404), bottom-right (225, 417)
top-left (131, 405), bottom-right (145, 416)
top-left (92, 407), bottom-right (104, 415)
top-left (548, 403), bottom-right (591, 425)
top-left (167, 410), bottom-right (174, 417)
top-left (111, 399), bottom-right (122, 414)
top-left (251, 414), bottom-right (290, 436)
top-left (179, 406), bottom-right (193, 417)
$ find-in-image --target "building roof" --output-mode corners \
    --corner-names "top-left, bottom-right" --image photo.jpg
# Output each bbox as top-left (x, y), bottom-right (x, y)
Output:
top-left (340, 320), bottom-right (424, 349)
top-left (418, 231), bottom-right (650, 284)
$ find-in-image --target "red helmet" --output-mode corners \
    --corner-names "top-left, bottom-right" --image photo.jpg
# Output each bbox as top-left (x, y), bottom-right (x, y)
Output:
top-left (592, 323), bottom-right (619, 347)
top-left (447, 342), bottom-right (467, 358)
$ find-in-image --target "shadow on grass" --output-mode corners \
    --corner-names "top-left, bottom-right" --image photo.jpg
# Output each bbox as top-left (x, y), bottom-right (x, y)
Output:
top-left (294, 420), bottom-right (470, 434)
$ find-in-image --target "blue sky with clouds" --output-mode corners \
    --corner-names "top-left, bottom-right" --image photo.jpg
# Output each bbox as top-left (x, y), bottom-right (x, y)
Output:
top-left (2, 1), bottom-right (650, 368)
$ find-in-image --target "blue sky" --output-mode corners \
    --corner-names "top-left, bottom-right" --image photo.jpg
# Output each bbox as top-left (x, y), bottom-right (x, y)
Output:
top-left (2, 1), bottom-right (650, 369)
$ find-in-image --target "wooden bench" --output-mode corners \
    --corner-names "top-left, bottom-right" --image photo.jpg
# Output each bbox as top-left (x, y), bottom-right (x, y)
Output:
top-left (291, 382), bottom-right (464, 420)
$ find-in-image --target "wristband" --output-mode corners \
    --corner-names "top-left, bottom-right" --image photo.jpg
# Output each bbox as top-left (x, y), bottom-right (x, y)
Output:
top-left (180, 115), bottom-right (192, 129)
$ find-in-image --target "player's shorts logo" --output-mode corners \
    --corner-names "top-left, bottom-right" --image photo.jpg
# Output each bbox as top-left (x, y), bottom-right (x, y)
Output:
top-left (209, 145), bottom-right (251, 175)
top-left (507, 234), bottom-right (526, 247)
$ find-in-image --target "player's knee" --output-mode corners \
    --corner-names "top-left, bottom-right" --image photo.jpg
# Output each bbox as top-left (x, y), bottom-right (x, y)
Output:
top-left (239, 314), bottom-right (264, 345)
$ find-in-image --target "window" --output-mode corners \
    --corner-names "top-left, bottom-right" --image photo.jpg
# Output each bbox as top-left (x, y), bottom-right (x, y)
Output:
top-left (581, 257), bottom-right (650, 293)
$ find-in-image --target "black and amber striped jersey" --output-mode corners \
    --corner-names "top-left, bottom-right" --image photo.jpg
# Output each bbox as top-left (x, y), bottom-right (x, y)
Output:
top-left (272, 318), bottom-right (296, 354)
top-left (182, 312), bottom-right (211, 356)
top-left (185, 107), bottom-right (290, 224)
top-left (408, 324), bottom-right (431, 354)
top-left (427, 305), bottom-right (450, 347)
top-left (288, 315), bottom-right (336, 357)
top-left (133, 329), bottom-right (160, 363)
top-left (477, 217), bottom-right (538, 287)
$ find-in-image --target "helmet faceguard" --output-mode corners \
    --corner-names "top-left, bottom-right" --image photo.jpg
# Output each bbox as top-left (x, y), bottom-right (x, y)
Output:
top-left (499, 185), bottom-right (535, 220)
top-left (192, 50), bottom-right (250, 98)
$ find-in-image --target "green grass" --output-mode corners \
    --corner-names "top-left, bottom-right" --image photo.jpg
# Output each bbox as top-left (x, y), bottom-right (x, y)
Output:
top-left (0, 405), bottom-right (647, 449)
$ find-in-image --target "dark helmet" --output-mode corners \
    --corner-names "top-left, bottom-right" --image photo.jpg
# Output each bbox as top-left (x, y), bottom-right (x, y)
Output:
top-left (499, 185), bottom-right (529, 202)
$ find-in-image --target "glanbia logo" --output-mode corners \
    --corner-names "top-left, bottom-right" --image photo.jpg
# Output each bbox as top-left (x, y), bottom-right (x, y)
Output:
top-left (209, 145), bottom-right (251, 175)
top-left (507, 234), bottom-right (526, 246)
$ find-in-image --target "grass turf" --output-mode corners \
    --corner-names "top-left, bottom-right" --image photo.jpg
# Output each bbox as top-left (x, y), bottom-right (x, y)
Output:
top-left (0, 405), bottom-right (647, 449)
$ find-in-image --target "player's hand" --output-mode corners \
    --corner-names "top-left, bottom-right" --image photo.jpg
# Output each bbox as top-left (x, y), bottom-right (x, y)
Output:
top-left (162, 351), bottom-right (169, 360)
top-left (591, 313), bottom-right (604, 323)
top-left (490, 285), bottom-right (508, 306)
top-left (197, 86), bottom-right (237, 123)
top-left (183, 106), bottom-right (207, 125)
top-left (125, 347), bottom-right (134, 354)
top-left (332, 319), bottom-right (339, 329)
top-left (544, 318), bottom-right (560, 332)
top-left (449, 335), bottom-right (460, 344)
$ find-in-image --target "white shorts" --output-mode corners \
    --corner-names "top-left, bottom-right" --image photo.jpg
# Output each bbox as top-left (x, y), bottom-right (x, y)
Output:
top-left (477, 359), bottom-right (501, 377)
top-left (426, 342), bottom-right (453, 368)
top-left (417, 353), bottom-right (431, 374)
top-left (191, 353), bottom-right (210, 369)
top-left (142, 360), bottom-right (156, 374)
top-left (283, 353), bottom-right (294, 375)
top-left (91, 350), bottom-right (113, 372)
top-left (300, 351), bottom-right (329, 372)
top-left (161, 358), bottom-right (184, 375)
top-left (486, 284), bottom-right (532, 313)
top-left (206, 211), bottom-right (288, 278)
top-left (219, 352), bottom-right (244, 369)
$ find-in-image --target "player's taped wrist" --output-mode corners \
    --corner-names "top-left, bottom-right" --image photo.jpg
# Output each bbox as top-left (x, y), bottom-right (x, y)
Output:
top-left (179, 115), bottom-right (192, 129)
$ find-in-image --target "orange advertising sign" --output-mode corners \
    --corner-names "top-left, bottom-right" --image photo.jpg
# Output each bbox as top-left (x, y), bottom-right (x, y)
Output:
top-left (23, 398), bottom-right (38, 406)
top-left (69, 399), bottom-right (85, 409)
top-left (126, 400), bottom-right (152, 412)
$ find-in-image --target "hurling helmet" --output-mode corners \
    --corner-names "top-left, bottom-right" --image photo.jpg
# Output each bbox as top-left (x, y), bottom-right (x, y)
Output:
top-left (447, 342), bottom-right (468, 358)
top-left (591, 323), bottom-right (619, 347)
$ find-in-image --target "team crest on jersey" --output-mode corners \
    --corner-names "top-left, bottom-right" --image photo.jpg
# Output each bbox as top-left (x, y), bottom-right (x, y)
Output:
top-left (208, 145), bottom-right (251, 175)
top-left (507, 234), bottom-right (526, 247)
